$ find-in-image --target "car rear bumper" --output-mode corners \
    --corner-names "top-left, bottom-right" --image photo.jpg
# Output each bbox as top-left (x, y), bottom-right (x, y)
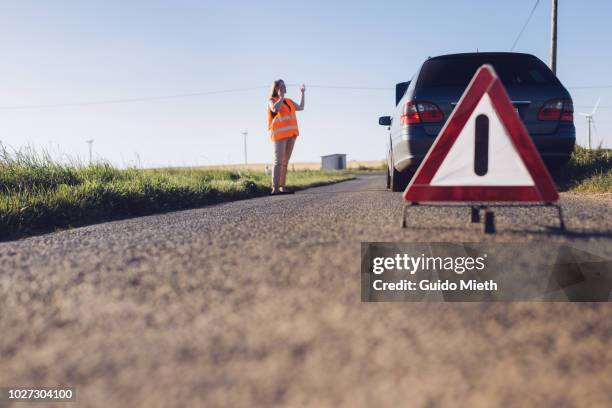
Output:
top-left (392, 123), bottom-right (575, 172)
top-left (532, 123), bottom-right (576, 166)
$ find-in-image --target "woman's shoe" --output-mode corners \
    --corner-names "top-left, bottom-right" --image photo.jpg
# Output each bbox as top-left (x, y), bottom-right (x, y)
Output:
top-left (279, 190), bottom-right (295, 195)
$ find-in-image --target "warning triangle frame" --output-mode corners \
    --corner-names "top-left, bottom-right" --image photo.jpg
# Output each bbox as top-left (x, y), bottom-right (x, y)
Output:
top-left (403, 64), bottom-right (559, 203)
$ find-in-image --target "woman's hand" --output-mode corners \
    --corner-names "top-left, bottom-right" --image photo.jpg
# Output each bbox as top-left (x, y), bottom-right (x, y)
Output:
top-left (296, 84), bottom-right (305, 111)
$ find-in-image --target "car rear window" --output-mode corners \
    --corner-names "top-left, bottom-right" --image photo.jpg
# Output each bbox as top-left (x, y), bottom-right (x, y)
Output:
top-left (416, 55), bottom-right (560, 88)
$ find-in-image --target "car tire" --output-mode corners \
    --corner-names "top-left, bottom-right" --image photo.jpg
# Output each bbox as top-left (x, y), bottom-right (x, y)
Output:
top-left (390, 166), bottom-right (410, 192)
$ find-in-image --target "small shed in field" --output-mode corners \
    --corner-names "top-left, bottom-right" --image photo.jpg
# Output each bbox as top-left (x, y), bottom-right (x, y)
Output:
top-left (321, 154), bottom-right (347, 170)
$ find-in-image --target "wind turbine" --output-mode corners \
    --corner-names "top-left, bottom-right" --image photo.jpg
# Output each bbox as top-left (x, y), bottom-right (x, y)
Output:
top-left (578, 98), bottom-right (600, 149)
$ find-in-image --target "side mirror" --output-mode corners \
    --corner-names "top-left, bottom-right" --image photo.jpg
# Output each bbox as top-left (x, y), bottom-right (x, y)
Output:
top-left (378, 116), bottom-right (392, 126)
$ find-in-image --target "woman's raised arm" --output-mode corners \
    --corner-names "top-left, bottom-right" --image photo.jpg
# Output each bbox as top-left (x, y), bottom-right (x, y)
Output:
top-left (295, 84), bottom-right (305, 111)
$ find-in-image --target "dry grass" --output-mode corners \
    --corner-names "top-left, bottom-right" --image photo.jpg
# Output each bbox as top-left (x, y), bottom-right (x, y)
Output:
top-left (556, 146), bottom-right (612, 193)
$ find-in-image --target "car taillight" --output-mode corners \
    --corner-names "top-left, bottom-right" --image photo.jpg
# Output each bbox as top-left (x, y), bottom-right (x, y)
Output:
top-left (561, 100), bottom-right (573, 121)
top-left (538, 99), bottom-right (573, 121)
top-left (400, 101), bottom-right (443, 125)
top-left (400, 102), bottom-right (420, 124)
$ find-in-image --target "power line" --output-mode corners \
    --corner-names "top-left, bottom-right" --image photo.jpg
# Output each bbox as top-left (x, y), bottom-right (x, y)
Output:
top-left (568, 85), bottom-right (612, 89)
top-left (510, 0), bottom-right (541, 51)
top-left (302, 84), bottom-right (392, 90)
top-left (0, 84), bottom-right (392, 110)
top-left (0, 86), bottom-right (269, 110)
top-left (1, 81), bottom-right (610, 111)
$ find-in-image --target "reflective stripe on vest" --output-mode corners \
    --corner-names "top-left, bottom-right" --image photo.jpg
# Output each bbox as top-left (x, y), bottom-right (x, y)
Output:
top-left (272, 114), bottom-right (297, 124)
top-left (271, 125), bottom-right (299, 136)
top-left (268, 98), bottom-right (299, 141)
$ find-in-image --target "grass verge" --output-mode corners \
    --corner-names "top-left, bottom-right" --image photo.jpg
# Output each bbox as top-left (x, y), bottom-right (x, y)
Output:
top-left (0, 148), bottom-right (353, 241)
top-left (555, 146), bottom-right (612, 193)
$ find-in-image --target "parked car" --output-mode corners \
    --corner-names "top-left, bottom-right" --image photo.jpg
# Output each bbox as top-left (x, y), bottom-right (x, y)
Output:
top-left (379, 52), bottom-right (576, 191)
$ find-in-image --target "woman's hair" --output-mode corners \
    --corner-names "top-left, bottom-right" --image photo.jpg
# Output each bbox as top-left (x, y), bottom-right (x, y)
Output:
top-left (269, 79), bottom-right (284, 99)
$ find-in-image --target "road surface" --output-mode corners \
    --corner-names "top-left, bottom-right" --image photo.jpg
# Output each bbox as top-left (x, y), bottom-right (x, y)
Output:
top-left (1, 174), bottom-right (611, 407)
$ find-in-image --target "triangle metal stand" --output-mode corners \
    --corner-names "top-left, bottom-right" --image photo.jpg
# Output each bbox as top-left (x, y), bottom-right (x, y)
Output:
top-left (401, 202), bottom-right (565, 234)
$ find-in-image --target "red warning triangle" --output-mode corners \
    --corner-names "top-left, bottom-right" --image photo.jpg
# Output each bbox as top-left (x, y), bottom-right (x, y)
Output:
top-left (403, 64), bottom-right (559, 202)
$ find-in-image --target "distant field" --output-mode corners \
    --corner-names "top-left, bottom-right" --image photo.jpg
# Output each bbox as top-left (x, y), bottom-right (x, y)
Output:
top-left (195, 160), bottom-right (386, 172)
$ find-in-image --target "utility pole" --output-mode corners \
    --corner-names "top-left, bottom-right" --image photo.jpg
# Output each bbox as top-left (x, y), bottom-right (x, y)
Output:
top-left (549, 0), bottom-right (558, 75)
top-left (86, 139), bottom-right (94, 165)
top-left (241, 130), bottom-right (248, 165)
top-left (587, 116), bottom-right (592, 150)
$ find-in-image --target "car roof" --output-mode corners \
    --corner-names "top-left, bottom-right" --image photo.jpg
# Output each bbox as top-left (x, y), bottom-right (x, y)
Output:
top-left (427, 52), bottom-right (537, 60)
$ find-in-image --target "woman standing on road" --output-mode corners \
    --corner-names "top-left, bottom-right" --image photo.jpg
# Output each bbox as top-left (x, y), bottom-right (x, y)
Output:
top-left (267, 79), bottom-right (305, 195)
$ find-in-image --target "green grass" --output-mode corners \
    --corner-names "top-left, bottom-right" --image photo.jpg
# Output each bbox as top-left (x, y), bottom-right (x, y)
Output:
top-left (555, 146), bottom-right (612, 193)
top-left (0, 147), bottom-right (353, 240)
top-left (2, 144), bottom-right (608, 240)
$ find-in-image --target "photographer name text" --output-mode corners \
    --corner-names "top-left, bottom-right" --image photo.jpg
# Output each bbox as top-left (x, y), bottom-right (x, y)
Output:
top-left (370, 254), bottom-right (497, 292)
top-left (372, 279), bottom-right (497, 291)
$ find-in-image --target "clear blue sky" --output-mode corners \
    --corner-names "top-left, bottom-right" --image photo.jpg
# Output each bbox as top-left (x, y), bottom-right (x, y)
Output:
top-left (0, 0), bottom-right (610, 167)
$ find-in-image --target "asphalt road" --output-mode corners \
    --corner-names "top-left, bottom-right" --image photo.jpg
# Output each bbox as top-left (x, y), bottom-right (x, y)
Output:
top-left (1, 173), bottom-right (611, 407)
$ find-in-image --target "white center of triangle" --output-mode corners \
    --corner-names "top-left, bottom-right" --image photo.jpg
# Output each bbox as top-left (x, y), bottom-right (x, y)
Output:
top-left (430, 93), bottom-right (535, 186)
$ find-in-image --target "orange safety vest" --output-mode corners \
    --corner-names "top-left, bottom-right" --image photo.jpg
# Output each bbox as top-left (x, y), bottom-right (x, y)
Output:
top-left (267, 97), bottom-right (299, 141)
